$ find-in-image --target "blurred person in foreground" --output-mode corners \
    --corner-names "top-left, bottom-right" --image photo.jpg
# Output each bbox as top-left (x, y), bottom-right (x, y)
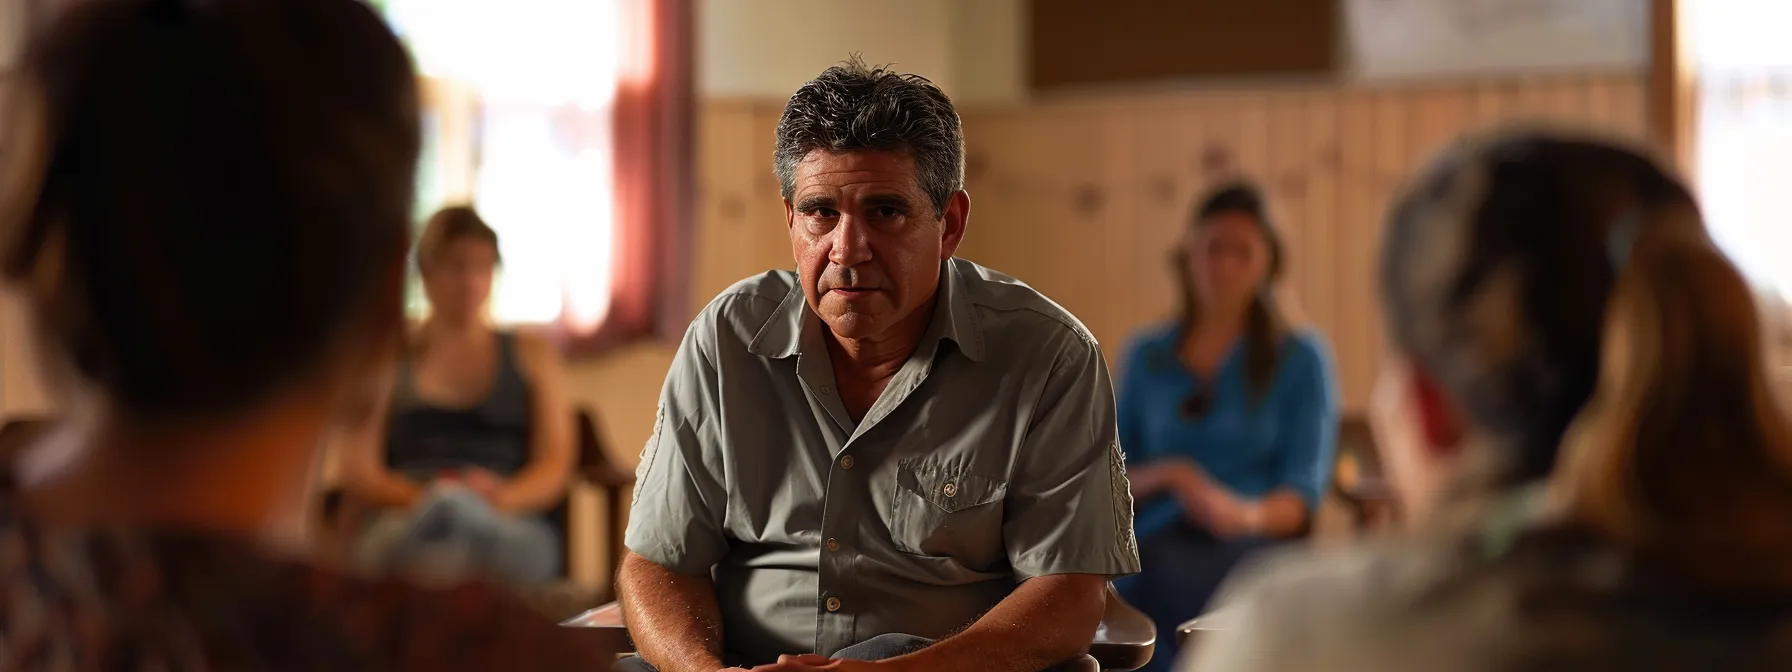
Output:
top-left (614, 58), bottom-right (1140, 672)
top-left (340, 205), bottom-right (574, 585)
top-left (1185, 132), bottom-right (1792, 671)
top-left (1114, 182), bottom-right (1338, 672)
top-left (0, 0), bottom-right (618, 668)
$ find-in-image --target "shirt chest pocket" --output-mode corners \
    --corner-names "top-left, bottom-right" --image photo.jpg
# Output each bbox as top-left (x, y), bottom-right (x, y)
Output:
top-left (889, 459), bottom-right (1008, 571)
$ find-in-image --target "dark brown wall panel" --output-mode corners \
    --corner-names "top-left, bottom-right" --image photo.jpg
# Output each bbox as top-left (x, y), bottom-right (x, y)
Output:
top-left (1030, 0), bottom-right (1338, 92)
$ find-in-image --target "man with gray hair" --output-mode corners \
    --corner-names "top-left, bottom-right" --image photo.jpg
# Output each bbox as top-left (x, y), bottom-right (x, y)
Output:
top-left (614, 58), bottom-right (1140, 672)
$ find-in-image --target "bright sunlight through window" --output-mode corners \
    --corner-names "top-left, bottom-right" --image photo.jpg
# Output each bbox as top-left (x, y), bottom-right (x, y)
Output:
top-left (383, 0), bottom-right (621, 327)
top-left (1693, 0), bottom-right (1792, 296)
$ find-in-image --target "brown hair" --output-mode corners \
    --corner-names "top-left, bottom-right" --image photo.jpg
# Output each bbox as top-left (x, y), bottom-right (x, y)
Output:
top-left (1173, 181), bottom-right (1290, 402)
top-left (416, 205), bottom-right (500, 268)
top-left (1381, 132), bottom-right (1792, 594)
top-left (0, 0), bottom-right (420, 419)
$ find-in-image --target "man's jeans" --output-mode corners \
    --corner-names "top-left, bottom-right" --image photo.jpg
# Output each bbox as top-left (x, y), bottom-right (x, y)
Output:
top-left (613, 633), bottom-right (1097, 671)
top-left (353, 485), bottom-right (560, 584)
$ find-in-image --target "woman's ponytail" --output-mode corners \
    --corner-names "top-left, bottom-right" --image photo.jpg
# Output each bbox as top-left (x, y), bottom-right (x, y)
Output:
top-left (1556, 193), bottom-right (1792, 594)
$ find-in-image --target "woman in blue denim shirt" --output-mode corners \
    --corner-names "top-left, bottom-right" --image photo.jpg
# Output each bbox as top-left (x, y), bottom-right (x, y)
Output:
top-left (1114, 182), bottom-right (1339, 671)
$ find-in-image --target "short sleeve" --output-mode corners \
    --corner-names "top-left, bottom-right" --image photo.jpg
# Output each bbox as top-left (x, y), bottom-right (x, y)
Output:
top-left (1004, 334), bottom-right (1142, 580)
top-left (1272, 333), bottom-right (1341, 508)
top-left (622, 316), bottom-right (730, 575)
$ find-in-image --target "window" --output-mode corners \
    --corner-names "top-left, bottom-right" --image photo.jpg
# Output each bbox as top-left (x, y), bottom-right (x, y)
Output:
top-left (383, 0), bottom-right (623, 328)
top-left (1692, 0), bottom-right (1792, 296)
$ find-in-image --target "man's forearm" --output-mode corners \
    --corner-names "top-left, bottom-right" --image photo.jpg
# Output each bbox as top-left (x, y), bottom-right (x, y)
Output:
top-left (617, 552), bottom-right (729, 672)
top-left (881, 574), bottom-right (1108, 672)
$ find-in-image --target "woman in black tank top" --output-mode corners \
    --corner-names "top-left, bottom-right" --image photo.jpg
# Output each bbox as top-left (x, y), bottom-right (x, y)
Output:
top-left (339, 207), bottom-right (576, 584)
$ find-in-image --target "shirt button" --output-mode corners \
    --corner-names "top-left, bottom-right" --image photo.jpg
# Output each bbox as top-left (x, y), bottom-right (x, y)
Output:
top-left (825, 537), bottom-right (840, 552)
top-left (826, 596), bottom-right (842, 612)
top-left (839, 455), bottom-right (854, 470)
top-left (942, 482), bottom-right (958, 497)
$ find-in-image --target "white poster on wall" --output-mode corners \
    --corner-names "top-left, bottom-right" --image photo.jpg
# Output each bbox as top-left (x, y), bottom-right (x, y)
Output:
top-left (1346, 0), bottom-right (1649, 81)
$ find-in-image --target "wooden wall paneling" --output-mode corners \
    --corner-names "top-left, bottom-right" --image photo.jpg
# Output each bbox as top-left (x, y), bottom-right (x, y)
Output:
top-left (1585, 75), bottom-right (1622, 128)
top-left (1514, 76), bottom-right (1557, 120)
top-left (749, 104), bottom-right (790, 276)
top-left (1233, 92), bottom-right (1273, 190)
top-left (1469, 80), bottom-right (1508, 133)
top-left (956, 108), bottom-right (1036, 280)
top-left (1120, 97), bottom-right (1203, 343)
top-left (958, 105), bottom-right (1115, 338)
top-left (1360, 91), bottom-right (1412, 411)
top-left (1096, 105), bottom-right (1141, 363)
top-left (1546, 76), bottom-right (1592, 125)
top-left (1034, 105), bottom-right (1118, 340)
top-left (957, 109), bottom-right (1019, 272)
top-left (1610, 74), bottom-right (1650, 139)
top-left (1334, 89), bottom-right (1379, 413)
top-left (1187, 94), bottom-right (1249, 189)
top-left (1264, 92), bottom-right (1312, 326)
top-left (1408, 85), bottom-right (1470, 176)
top-left (692, 102), bottom-right (760, 310)
top-left (1497, 79), bottom-right (1531, 125)
top-left (1300, 90), bottom-right (1342, 352)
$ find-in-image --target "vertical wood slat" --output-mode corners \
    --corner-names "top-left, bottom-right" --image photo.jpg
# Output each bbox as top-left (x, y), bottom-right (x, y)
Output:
top-left (750, 104), bottom-right (790, 275)
top-left (1124, 100), bottom-right (1196, 337)
top-left (1302, 91), bottom-right (1341, 353)
top-left (1266, 93), bottom-right (1310, 325)
top-left (1100, 106), bottom-right (1141, 363)
top-left (1334, 89), bottom-right (1379, 412)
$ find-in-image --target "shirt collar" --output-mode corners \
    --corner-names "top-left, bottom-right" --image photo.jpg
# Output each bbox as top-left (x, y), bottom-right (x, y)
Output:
top-left (747, 259), bottom-right (986, 362)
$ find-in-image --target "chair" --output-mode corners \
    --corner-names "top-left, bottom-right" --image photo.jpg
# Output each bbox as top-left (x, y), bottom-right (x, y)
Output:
top-left (1172, 606), bottom-right (1238, 652)
top-left (1329, 415), bottom-right (1399, 531)
top-left (562, 583), bottom-right (1156, 671)
top-left (573, 409), bottom-right (635, 582)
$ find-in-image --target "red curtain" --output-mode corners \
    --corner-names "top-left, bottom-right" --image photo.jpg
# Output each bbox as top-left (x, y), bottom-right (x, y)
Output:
top-left (566, 0), bottom-right (693, 357)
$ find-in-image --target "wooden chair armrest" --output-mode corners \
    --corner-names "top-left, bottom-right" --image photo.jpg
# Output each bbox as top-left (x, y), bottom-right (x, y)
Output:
top-left (1090, 583), bottom-right (1155, 671)
top-left (580, 463), bottom-right (636, 489)
top-left (1174, 606), bottom-right (1239, 656)
top-left (561, 602), bottom-right (632, 654)
top-left (561, 601), bottom-right (624, 628)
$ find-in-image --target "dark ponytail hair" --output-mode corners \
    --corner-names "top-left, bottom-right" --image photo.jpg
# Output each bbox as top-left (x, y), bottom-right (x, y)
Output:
top-left (1172, 181), bottom-right (1290, 403)
top-left (1382, 132), bottom-right (1792, 594)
